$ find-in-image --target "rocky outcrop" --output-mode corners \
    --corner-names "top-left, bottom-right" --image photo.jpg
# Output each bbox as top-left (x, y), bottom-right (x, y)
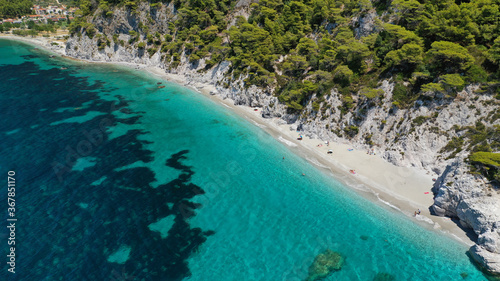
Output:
top-left (432, 159), bottom-right (500, 275)
top-left (470, 244), bottom-right (500, 275)
top-left (353, 9), bottom-right (380, 38)
top-left (62, 0), bottom-right (500, 275)
top-left (66, 3), bottom-right (173, 66)
top-left (306, 249), bottom-right (344, 281)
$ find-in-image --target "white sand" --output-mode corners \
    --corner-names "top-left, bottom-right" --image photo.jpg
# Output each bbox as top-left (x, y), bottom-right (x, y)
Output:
top-left (1, 35), bottom-right (475, 246)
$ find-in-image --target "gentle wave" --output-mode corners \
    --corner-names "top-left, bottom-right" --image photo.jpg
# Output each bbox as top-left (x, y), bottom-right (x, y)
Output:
top-left (278, 136), bottom-right (297, 147)
top-left (377, 197), bottom-right (402, 211)
top-left (305, 156), bottom-right (329, 169)
top-left (251, 120), bottom-right (267, 128)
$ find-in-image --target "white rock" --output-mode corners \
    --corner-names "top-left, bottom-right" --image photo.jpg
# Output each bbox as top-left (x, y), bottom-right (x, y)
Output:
top-left (469, 244), bottom-right (500, 274)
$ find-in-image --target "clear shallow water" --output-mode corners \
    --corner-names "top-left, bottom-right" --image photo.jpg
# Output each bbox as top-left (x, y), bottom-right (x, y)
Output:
top-left (0, 39), bottom-right (489, 281)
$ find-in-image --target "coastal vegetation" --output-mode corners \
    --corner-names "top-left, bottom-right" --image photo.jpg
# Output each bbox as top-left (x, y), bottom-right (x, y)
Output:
top-left (0, 20), bottom-right (68, 36)
top-left (469, 152), bottom-right (500, 182)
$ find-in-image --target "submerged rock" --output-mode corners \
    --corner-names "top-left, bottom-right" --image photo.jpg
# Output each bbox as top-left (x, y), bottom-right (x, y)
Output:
top-left (373, 272), bottom-right (396, 281)
top-left (306, 249), bottom-right (344, 281)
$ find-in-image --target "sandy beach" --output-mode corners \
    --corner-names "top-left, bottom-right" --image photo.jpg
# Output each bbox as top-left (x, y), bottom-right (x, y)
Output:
top-left (1, 35), bottom-right (476, 246)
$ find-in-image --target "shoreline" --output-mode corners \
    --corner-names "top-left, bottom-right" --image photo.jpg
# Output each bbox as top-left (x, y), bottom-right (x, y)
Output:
top-left (0, 35), bottom-right (476, 247)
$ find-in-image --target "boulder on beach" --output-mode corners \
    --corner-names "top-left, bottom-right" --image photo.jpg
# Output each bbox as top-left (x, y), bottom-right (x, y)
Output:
top-left (306, 249), bottom-right (344, 281)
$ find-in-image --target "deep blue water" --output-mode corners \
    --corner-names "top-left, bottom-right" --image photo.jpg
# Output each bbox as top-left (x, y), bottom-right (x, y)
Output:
top-left (0, 39), bottom-right (490, 281)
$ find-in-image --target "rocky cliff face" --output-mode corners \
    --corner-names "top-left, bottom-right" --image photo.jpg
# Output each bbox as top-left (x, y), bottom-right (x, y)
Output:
top-left (64, 1), bottom-right (500, 276)
top-left (433, 159), bottom-right (500, 274)
top-left (66, 2), bottom-right (174, 66)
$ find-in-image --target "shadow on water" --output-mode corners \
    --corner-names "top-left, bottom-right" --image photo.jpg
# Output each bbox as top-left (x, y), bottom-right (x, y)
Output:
top-left (0, 53), bottom-right (213, 280)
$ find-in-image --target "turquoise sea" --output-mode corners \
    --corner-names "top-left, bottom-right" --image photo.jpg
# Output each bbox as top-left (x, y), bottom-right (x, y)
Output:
top-left (0, 39), bottom-right (490, 280)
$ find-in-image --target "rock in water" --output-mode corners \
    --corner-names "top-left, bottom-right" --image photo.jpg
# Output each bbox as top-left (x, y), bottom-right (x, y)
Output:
top-left (469, 244), bottom-right (500, 275)
top-left (306, 249), bottom-right (344, 281)
top-left (373, 272), bottom-right (396, 281)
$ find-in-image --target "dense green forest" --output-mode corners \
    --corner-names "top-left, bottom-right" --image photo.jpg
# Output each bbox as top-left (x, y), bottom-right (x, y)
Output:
top-left (72, 0), bottom-right (500, 109)
top-left (0, 0), bottom-right (33, 18)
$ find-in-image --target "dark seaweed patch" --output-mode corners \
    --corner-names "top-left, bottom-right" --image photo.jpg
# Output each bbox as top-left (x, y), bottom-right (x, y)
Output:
top-left (0, 50), bottom-right (212, 280)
